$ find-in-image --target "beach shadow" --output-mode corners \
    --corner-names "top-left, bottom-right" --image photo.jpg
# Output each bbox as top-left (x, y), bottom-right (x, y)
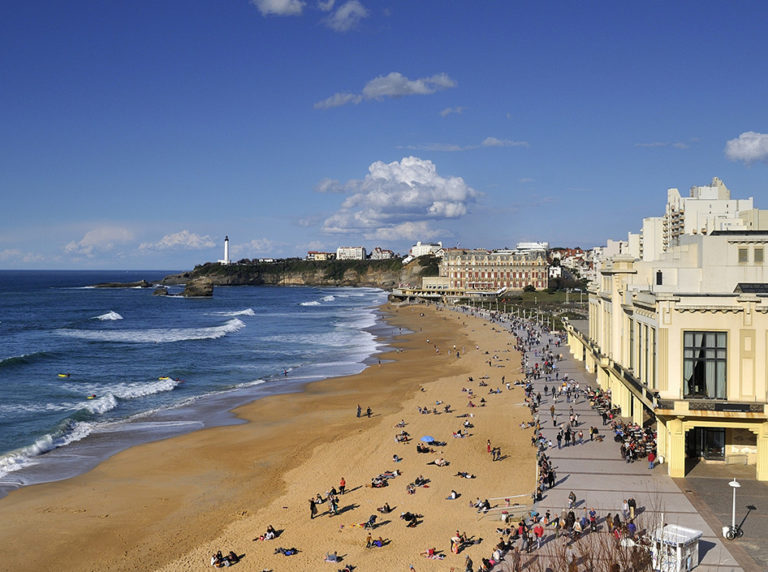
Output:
top-left (497, 454), bottom-right (509, 461)
top-left (374, 519), bottom-right (391, 529)
top-left (347, 485), bottom-right (364, 494)
top-left (335, 503), bottom-right (359, 516)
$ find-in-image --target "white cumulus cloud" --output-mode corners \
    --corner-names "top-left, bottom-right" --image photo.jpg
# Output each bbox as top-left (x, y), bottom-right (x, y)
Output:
top-left (322, 156), bottom-right (477, 239)
top-left (139, 230), bottom-right (216, 251)
top-left (324, 0), bottom-right (367, 31)
top-left (65, 227), bottom-right (135, 257)
top-left (725, 131), bottom-right (768, 165)
top-left (252, 0), bottom-right (305, 16)
top-left (315, 72), bottom-right (456, 109)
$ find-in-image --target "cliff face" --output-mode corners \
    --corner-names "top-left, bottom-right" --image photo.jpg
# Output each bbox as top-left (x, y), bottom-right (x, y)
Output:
top-left (162, 257), bottom-right (438, 290)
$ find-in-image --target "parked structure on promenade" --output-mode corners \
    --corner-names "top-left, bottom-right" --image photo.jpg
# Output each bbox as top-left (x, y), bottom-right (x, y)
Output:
top-left (566, 178), bottom-right (768, 481)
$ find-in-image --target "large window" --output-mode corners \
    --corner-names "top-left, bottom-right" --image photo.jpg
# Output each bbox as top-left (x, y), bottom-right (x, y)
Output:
top-left (683, 332), bottom-right (727, 399)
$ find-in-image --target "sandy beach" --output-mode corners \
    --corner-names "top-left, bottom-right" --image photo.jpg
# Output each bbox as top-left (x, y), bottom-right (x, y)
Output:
top-left (0, 304), bottom-right (535, 571)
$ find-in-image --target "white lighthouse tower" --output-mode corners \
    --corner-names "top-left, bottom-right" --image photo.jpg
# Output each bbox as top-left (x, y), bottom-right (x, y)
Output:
top-left (219, 236), bottom-right (231, 265)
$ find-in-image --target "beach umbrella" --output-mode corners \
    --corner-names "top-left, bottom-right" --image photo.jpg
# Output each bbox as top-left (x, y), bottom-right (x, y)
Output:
top-left (420, 435), bottom-right (435, 443)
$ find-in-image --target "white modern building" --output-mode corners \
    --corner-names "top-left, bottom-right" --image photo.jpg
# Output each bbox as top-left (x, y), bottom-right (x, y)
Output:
top-left (336, 246), bottom-right (366, 260)
top-left (409, 241), bottom-right (443, 258)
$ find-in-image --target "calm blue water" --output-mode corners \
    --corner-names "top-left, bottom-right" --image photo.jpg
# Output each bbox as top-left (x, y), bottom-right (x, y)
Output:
top-left (0, 271), bottom-right (388, 494)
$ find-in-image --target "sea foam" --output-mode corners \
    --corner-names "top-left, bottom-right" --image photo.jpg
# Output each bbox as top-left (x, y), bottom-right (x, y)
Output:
top-left (93, 311), bottom-right (123, 321)
top-left (58, 318), bottom-right (245, 343)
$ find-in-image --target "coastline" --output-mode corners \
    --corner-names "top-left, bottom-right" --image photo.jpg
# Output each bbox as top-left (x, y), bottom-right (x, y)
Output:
top-left (0, 303), bottom-right (535, 571)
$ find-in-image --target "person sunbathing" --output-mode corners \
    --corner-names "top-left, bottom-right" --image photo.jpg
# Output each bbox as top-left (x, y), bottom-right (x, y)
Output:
top-left (455, 471), bottom-right (476, 478)
top-left (377, 502), bottom-right (392, 513)
top-left (433, 457), bottom-right (448, 466)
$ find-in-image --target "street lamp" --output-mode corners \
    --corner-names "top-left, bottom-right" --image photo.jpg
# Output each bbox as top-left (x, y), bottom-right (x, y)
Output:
top-left (727, 478), bottom-right (741, 539)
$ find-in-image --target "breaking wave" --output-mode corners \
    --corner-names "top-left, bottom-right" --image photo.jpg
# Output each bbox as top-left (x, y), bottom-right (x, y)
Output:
top-left (93, 311), bottom-right (123, 321)
top-left (212, 308), bottom-right (256, 317)
top-left (58, 318), bottom-right (245, 343)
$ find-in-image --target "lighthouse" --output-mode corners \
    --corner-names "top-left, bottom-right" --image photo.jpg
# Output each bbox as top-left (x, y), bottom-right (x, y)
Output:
top-left (219, 236), bottom-right (230, 265)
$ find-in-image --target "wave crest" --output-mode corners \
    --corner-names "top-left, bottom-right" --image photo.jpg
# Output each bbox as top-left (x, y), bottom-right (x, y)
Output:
top-left (93, 311), bottom-right (123, 321)
top-left (212, 308), bottom-right (255, 317)
top-left (58, 318), bottom-right (245, 344)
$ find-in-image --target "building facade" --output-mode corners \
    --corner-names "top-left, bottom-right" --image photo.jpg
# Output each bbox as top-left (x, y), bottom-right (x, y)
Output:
top-left (441, 248), bottom-right (549, 292)
top-left (566, 232), bottom-right (768, 481)
top-left (410, 241), bottom-right (443, 258)
top-left (370, 247), bottom-right (395, 260)
top-left (336, 246), bottom-right (366, 260)
top-left (306, 251), bottom-right (335, 261)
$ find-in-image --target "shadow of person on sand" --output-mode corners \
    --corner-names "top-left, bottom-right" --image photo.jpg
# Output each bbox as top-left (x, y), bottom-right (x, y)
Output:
top-left (334, 503), bottom-right (359, 516)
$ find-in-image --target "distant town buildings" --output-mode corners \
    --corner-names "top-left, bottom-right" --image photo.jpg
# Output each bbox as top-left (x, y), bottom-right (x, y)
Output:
top-left (336, 246), bottom-right (366, 260)
top-left (307, 251), bottom-right (335, 261)
top-left (370, 247), bottom-right (395, 260)
top-left (409, 241), bottom-right (443, 258)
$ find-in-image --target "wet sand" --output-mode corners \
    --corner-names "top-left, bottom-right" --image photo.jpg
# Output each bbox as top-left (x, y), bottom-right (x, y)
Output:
top-left (0, 304), bottom-right (535, 571)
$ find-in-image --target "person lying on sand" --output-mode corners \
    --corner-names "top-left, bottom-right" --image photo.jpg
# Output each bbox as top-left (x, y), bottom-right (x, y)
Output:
top-left (455, 471), bottom-right (476, 478)
top-left (274, 546), bottom-right (298, 556)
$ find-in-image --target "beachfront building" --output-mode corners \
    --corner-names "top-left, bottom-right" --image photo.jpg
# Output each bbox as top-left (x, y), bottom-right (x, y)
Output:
top-left (306, 251), bottom-right (335, 261)
top-left (370, 247), bottom-right (395, 260)
top-left (336, 246), bottom-right (366, 260)
top-left (565, 229), bottom-right (768, 482)
top-left (441, 248), bottom-right (549, 292)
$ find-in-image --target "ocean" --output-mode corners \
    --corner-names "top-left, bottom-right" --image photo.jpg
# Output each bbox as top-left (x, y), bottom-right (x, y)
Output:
top-left (0, 270), bottom-right (390, 497)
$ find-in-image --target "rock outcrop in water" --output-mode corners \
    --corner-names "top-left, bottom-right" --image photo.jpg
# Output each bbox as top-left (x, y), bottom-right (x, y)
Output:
top-left (93, 280), bottom-right (152, 289)
top-left (182, 277), bottom-right (214, 297)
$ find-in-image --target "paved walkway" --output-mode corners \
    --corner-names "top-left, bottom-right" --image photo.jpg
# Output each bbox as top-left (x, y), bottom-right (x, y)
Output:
top-left (502, 319), bottom-right (744, 572)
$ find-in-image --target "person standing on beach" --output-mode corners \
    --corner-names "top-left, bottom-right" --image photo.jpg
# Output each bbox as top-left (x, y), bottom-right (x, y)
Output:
top-left (339, 477), bottom-right (346, 494)
top-left (357, 404), bottom-right (361, 418)
top-left (309, 498), bottom-right (317, 519)
top-left (366, 406), bottom-right (372, 418)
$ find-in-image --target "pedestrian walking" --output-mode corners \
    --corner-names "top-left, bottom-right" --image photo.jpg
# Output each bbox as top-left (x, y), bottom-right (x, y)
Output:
top-left (309, 498), bottom-right (317, 519)
top-left (648, 450), bottom-right (656, 469)
top-left (366, 406), bottom-right (371, 418)
top-left (356, 404), bottom-right (361, 418)
top-left (568, 490), bottom-right (576, 509)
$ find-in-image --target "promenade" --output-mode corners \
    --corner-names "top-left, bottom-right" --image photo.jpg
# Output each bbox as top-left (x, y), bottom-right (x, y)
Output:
top-left (497, 316), bottom-right (747, 572)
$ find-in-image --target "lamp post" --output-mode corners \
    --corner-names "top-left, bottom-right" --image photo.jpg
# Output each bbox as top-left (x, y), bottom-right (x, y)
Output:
top-left (729, 478), bottom-right (740, 537)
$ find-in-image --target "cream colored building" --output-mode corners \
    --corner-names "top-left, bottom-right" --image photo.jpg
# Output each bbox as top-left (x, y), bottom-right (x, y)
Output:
top-left (566, 230), bottom-right (768, 481)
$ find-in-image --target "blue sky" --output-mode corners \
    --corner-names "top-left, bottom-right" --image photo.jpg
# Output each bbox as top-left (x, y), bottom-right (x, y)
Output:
top-left (1, 1), bottom-right (767, 270)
